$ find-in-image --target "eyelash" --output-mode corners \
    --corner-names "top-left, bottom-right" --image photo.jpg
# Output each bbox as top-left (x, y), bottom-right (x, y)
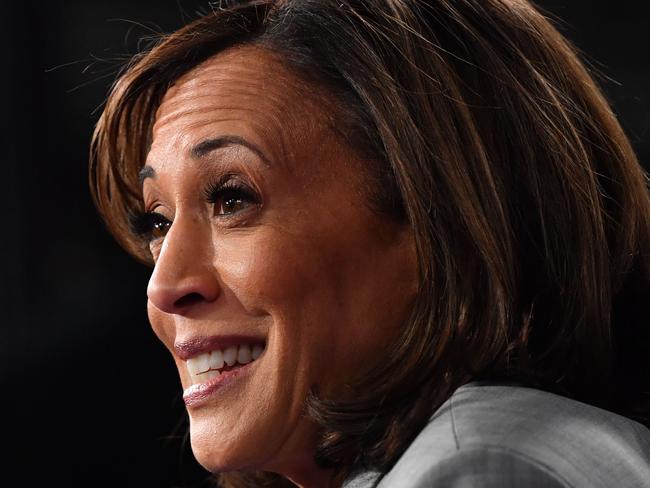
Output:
top-left (202, 175), bottom-right (259, 211)
top-left (129, 175), bottom-right (260, 242)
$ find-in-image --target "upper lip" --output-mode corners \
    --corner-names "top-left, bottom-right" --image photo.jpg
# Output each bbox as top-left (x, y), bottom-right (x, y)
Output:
top-left (174, 334), bottom-right (266, 361)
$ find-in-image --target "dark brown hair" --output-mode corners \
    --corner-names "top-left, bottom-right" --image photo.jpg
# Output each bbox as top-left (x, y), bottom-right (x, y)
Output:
top-left (90, 1), bottom-right (650, 486)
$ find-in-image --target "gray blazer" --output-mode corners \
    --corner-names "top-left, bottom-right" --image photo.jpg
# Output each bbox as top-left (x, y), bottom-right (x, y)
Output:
top-left (343, 381), bottom-right (650, 487)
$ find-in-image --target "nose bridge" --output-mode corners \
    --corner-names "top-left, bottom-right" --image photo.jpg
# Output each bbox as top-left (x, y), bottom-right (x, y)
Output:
top-left (147, 211), bottom-right (219, 314)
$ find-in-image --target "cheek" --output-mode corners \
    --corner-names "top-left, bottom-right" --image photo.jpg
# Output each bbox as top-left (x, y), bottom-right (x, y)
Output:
top-left (216, 230), bottom-right (327, 316)
top-left (147, 300), bottom-right (175, 351)
top-left (215, 229), bottom-right (346, 370)
top-left (213, 224), bottom-right (410, 392)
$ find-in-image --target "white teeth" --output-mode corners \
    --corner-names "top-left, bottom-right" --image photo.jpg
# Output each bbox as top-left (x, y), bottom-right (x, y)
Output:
top-left (186, 352), bottom-right (211, 376)
top-left (251, 344), bottom-right (263, 360)
top-left (223, 346), bottom-right (238, 366)
top-left (237, 344), bottom-right (252, 364)
top-left (197, 353), bottom-right (210, 373)
top-left (204, 370), bottom-right (220, 381)
top-left (186, 357), bottom-right (202, 376)
top-left (209, 350), bottom-right (224, 370)
top-left (186, 343), bottom-right (265, 385)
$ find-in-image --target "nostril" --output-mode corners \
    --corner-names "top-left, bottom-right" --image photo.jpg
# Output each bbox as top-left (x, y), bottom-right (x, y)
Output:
top-left (173, 292), bottom-right (205, 309)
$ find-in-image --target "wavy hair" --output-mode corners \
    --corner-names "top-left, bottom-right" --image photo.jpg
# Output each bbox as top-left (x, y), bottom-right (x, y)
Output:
top-left (90, 1), bottom-right (650, 486)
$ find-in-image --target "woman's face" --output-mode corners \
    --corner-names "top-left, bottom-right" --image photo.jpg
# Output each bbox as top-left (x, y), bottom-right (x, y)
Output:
top-left (143, 45), bottom-right (418, 478)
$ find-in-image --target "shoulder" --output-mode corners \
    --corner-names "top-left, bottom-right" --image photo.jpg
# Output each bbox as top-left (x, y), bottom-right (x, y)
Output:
top-left (370, 382), bottom-right (650, 488)
top-left (345, 446), bottom-right (569, 488)
top-left (405, 445), bottom-right (571, 487)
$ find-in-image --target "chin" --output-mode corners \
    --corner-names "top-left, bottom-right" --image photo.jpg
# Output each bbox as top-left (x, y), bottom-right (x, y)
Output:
top-left (187, 408), bottom-right (282, 474)
top-left (188, 416), bottom-right (243, 472)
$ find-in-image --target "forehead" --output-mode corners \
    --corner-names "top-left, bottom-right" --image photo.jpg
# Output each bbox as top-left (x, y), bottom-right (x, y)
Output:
top-left (149, 45), bottom-right (331, 168)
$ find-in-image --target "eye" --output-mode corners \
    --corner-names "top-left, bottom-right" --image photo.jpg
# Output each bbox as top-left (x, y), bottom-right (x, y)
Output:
top-left (129, 211), bottom-right (172, 242)
top-left (203, 176), bottom-right (259, 217)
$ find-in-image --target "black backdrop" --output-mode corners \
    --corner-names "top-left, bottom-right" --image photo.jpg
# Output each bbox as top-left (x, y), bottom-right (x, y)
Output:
top-left (3, 1), bottom-right (649, 487)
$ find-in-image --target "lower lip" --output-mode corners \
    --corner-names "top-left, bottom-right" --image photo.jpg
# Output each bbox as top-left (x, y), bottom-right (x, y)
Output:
top-left (182, 361), bottom-right (256, 407)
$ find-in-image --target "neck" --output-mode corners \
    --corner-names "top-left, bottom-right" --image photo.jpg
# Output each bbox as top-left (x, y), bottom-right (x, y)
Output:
top-left (285, 465), bottom-right (339, 488)
top-left (260, 420), bottom-right (341, 488)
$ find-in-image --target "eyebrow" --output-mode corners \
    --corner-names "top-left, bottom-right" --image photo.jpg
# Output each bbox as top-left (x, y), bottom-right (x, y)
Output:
top-left (138, 134), bottom-right (270, 186)
top-left (138, 165), bottom-right (156, 185)
top-left (191, 134), bottom-right (270, 164)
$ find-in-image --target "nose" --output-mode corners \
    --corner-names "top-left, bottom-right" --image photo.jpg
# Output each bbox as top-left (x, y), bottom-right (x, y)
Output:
top-left (146, 214), bottom-right (220, 315)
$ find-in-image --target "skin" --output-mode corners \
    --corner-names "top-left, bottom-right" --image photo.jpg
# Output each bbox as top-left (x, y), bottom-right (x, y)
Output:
top-left (143, 45), bottom-right (419, 488)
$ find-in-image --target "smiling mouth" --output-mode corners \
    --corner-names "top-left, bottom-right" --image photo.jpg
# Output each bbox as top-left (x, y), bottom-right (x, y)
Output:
top-left (185, 342), bottom-right (265, 386)
top-left (182, 341), bottom-right (266, 407)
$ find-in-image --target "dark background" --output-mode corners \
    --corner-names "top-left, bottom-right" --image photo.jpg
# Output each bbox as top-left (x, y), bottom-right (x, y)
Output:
top-left (2, 1), bottom-right (648, 487)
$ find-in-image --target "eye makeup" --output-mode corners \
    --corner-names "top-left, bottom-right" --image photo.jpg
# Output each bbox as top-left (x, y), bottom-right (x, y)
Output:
top-left (129, 173), bottom-right (261, 243)
top-left (129, 211), bottom-right (172, 242)
top-left (202, 173), bottom-right (261, 217)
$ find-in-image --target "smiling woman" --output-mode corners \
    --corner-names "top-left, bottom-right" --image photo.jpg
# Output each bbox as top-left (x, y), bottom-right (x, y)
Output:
top-left (128, 44), bottom-right (418, 485)
top-left (89, 1), bottom-right (650, 487)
